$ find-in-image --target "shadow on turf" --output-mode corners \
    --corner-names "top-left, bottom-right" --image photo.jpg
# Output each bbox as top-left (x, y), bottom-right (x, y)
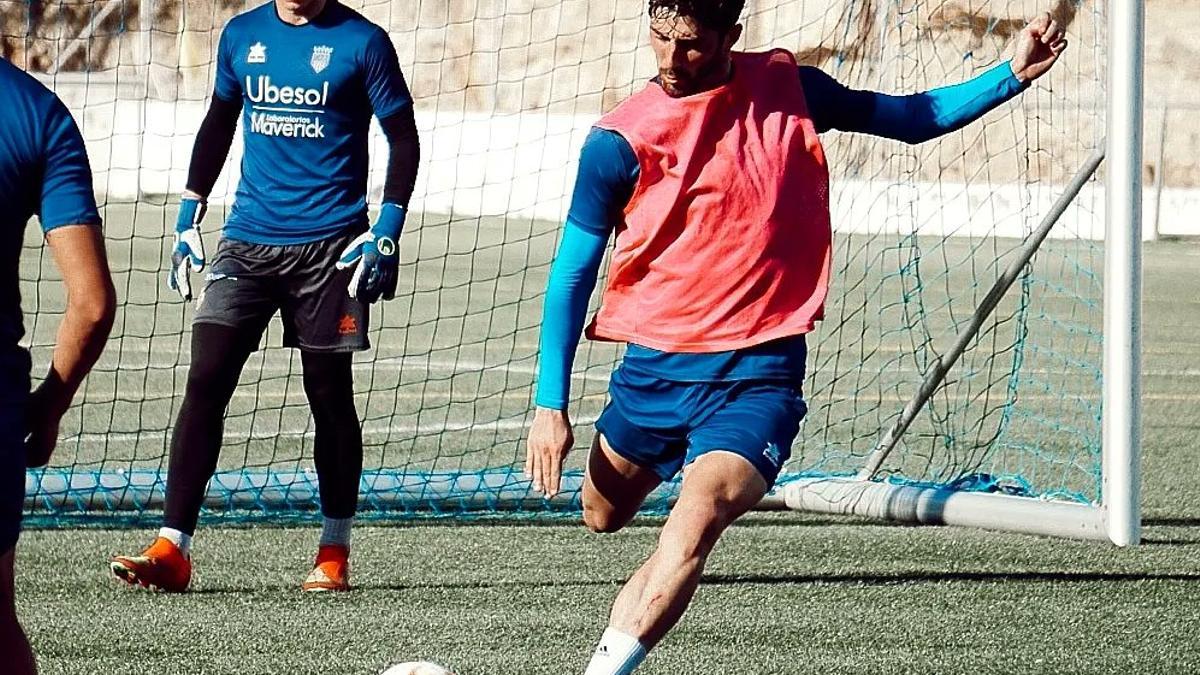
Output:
top-left (184, 570), bottom-right (1200, 594)
top-left (698, 570), bottom-right (1200, 586)
top-left (335, 514), bottom-right (855, 530)
top-left (1144, 517), bottom-right (1200, 527)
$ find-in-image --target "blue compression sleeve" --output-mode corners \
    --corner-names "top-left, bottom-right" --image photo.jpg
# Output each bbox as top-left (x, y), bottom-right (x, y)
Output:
top-left (535, 219), bottom-right (610, 410)
top-left (566, 128), bottom-right (639, 234)
top-left (801, 60), bottom-right (1028, 143)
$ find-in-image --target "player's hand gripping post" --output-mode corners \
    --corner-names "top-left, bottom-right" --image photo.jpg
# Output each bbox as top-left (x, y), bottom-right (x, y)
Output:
top-left (336, 203), bottom-right (405, 303)
top-left (526, 407), bottom-right (574, 497)
top-left (166, 192), bottom-right (207, 301)
top-left (1010, 12), bottom-right (1068, 83)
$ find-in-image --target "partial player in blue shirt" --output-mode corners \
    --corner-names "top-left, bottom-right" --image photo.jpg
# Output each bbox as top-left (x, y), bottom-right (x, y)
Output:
top-left (0, 57), bottom-right (116, 675)
top-left (113, 0), bottom-right (420, 595)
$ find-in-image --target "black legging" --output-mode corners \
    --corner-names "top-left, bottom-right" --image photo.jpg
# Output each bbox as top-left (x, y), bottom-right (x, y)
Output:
top-left (163, 323), bottom-right (363, 534)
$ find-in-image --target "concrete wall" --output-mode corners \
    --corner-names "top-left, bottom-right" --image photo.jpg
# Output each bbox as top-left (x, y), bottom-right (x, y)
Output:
top-left (14, 0), bottom-right (1200, 236)
top-left (59, 97), bottom-right (1199, 239)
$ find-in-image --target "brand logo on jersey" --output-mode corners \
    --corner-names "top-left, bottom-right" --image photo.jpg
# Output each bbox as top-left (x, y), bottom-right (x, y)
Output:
top-left (310, 45), bottom-right (333, 74)
top-left (248, 42), bottom-right (267, 64)
top-left (250, 112), bottom-right (325, 138)
top-left (246, 76), bottom-right (330, 107)
top-left (763, 442), bottom-right (782, 468)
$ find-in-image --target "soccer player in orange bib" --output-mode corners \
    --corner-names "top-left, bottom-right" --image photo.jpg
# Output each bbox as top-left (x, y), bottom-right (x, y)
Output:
top-left (525, 1), bottom-right (1066, 672)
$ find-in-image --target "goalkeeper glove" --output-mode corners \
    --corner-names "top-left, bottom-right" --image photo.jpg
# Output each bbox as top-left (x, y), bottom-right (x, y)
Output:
top-left (336, 203), bottom-right (404, 304)
top-left (167, 195), bottom-right (206, 301)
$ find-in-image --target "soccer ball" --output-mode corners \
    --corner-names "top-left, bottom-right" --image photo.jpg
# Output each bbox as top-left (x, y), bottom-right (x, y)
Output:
top-left (380, 662), bottom-right (456, 675)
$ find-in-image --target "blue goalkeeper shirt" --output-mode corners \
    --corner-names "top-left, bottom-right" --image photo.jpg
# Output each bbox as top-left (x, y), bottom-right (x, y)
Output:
top-left (215, 0), bottom-right (413, 245)
top-left (0, 59), bottom-right (101, 373)
top-left (536, 61), bottom-right (1029, 409)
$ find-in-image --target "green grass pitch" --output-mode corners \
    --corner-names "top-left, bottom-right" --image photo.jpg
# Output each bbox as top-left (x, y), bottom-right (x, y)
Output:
top-left (13, 213), bottom-right (1200, 673)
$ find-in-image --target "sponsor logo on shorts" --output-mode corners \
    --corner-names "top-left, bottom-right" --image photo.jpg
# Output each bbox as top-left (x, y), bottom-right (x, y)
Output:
top-left (337, 314), bottom-right (358, 336)
top-left (763, 441), bottom-right (782, 468)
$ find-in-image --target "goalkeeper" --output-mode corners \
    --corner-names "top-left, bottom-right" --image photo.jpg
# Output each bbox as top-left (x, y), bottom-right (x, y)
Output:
top-left (1, 58), bottom-right (116, 674)
top-left (525, 1), bottom-right (1066, 672)
top-left (111, 0), bottom-right (419, 593)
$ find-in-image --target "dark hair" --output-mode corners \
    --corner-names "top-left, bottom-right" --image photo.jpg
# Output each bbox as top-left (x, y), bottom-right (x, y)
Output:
top-left (648, 0), bottom-right (745, 34)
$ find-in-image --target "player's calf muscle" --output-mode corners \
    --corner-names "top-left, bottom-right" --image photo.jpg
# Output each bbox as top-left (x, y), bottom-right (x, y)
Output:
top-left (658, 507), bottom-right (726, 562)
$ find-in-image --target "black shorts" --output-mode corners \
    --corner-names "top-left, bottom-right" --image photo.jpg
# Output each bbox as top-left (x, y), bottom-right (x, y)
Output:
top-left (0, 349), bottom-right (30, 555)
top-left (194, 228), bottom-right (369, 352)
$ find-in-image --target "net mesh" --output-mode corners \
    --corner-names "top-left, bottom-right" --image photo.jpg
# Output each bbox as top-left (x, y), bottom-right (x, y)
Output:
top-left (5, 0), bottom-right (1105, 525)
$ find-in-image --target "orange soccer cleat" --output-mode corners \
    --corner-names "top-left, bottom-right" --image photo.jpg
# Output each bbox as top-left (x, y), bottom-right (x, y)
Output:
top-left (301, 544), bottom-right (350, 592)
top-left (110, 537), bottom-right (192, 592)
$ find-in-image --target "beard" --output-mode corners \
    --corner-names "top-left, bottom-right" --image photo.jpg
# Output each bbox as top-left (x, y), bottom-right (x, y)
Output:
top-left (659, 51), bottom-right (730, 97)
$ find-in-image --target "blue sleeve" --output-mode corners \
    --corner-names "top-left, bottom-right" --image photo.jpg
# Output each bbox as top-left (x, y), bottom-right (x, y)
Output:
top-left (363, 29), bottom-right (412, 120)
top-left (213, 25), bottom-right (240, 103)
top-left (565, 128), bottom-right (639, 234)
top-left (534, 219), bottom-right (609, 410)
top-left (38, 100), bottom-right (100, 232)
top-left (800, 61), bottom-right (1028, 144)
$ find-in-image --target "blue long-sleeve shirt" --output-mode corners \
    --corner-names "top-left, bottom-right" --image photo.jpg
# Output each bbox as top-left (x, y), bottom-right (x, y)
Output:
top-left (537, 61), bottom-right (1028, 410)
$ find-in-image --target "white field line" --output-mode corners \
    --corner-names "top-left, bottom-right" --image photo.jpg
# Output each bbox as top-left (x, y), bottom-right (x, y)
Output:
top-left (83, 358), bottom-right (611, 380)
top-left (37, 346), bottom-right (1200, 379)
top-left (79, 390), bottom-right (1200, 404)
top-left (79, 360), bottom-right (1200, 379)
top-left (60, 390), bottom-right (1200, 446)
top-left (82, 389), bottom-right (607, 402)
top-left (61, 415), bottom-right (599, 445)
top-left (74, 390), bottom-right (1200, 410)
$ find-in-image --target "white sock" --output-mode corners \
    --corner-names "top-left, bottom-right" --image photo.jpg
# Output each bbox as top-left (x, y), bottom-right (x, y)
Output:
top-left (158, 527), bottom-right (192, 558)
top-left (319, 517), bottom-right (353, 548)
top-left (584, 627), bottom-right (647, 675)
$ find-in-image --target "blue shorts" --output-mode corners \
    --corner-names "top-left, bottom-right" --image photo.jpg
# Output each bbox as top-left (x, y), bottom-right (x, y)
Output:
top-left (0, 351), bottom-right (30, 554)
top-left (595, 366), bottom-right (807, 486)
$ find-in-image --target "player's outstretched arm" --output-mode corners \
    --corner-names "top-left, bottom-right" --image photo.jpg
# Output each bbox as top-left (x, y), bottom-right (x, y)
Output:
top-left (806, 12), bottom-right (1067, 144)
top-left (1009, 12), bottom-right (1069, 83)
top-left (26, 225), bottom-right (116, 467)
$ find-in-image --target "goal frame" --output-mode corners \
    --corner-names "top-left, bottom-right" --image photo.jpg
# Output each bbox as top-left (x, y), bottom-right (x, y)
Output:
top-left (18, 2), bottom-right (1143, 544)
top-left (773, 0), bottom-right (1144, 547)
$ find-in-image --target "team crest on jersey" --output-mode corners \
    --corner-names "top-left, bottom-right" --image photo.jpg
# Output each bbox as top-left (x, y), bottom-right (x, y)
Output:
top-left (248, 42), bottom-right (267, 64)
top-left (310, 45), bottom-right (333, 74)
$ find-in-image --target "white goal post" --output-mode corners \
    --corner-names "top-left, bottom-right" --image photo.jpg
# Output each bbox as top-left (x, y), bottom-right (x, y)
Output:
top-left (772, 0), bottom-right (1144, 547)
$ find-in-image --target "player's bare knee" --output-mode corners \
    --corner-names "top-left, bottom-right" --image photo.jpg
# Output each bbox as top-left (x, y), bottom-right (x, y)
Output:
top-left (582, 503), bottom-right (630, 534)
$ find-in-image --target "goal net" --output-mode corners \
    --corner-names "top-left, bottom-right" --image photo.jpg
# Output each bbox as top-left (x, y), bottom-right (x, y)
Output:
top-left (8, 0), bottom-right (1109, 531)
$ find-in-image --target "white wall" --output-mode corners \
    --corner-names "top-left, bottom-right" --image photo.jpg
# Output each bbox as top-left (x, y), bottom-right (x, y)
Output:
top-left (77, 99), bottom-right (1198, 240)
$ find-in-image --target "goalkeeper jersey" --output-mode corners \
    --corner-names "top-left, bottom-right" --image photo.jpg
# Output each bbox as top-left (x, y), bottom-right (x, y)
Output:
top-left (214, 0), bottom-right (412, 245)
top-left (0, 59), bottom-right (100, 364)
